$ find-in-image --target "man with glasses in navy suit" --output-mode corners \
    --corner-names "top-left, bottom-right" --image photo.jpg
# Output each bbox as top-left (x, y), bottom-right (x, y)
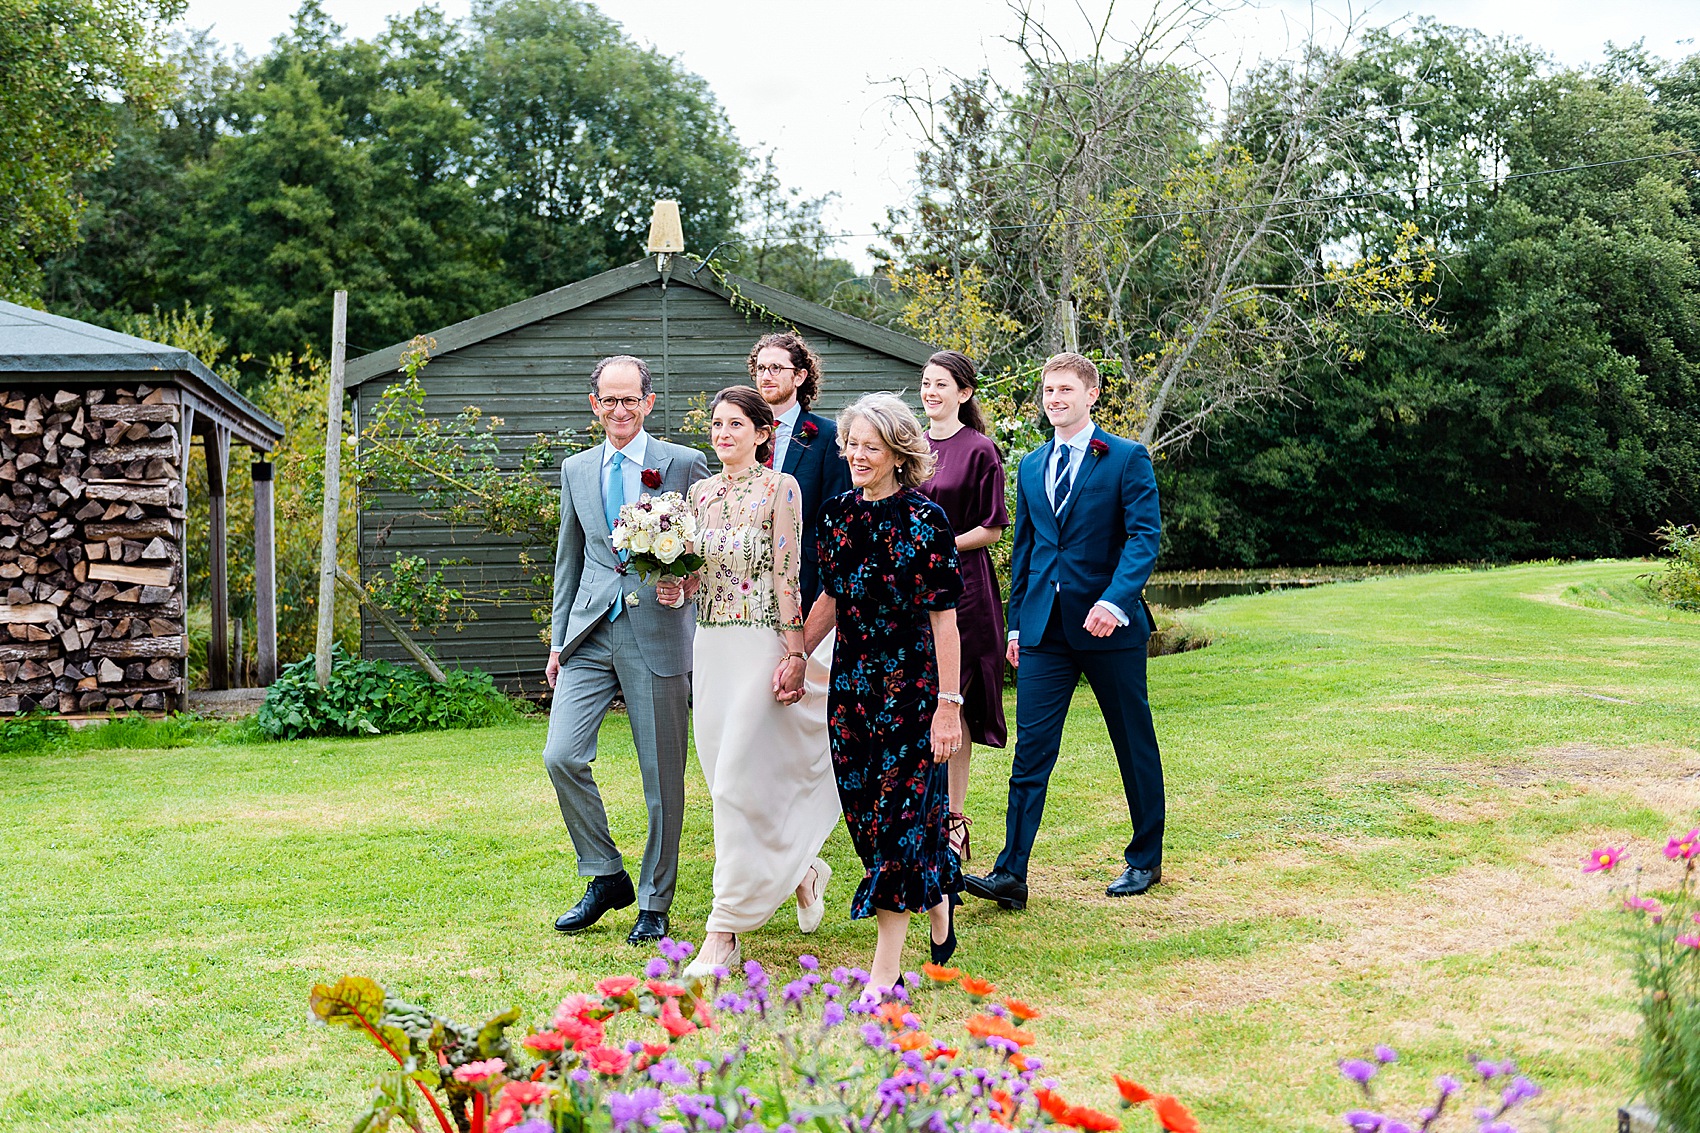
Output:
top-left (963, 351), bottom-right (1165, 910)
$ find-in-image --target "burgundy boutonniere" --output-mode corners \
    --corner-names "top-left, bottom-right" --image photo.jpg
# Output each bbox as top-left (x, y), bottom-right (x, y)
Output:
top-left (797, 419), bottom-right (819, 441)
top-left (1088, 438), bottom-right (1110, 458)
top-left (640, 467), bottom-right (663, 490)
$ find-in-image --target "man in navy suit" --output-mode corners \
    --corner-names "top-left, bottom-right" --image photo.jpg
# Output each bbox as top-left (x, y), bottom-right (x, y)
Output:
top-left (748, 332), bottom-right (852, 614)
top-left (964, 352), bottom-right (1165, 910)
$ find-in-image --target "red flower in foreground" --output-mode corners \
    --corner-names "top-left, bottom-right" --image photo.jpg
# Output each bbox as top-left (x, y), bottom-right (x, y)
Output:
top-left (1151, 1095), bottom-right (1201, 1133)
top-left (499, 1081), bottom-right (550, 1107)
top-left (581, 1045), bottom-right (630, 1076)
top-left (1088, 438), bottom-right (1109, 457)
top-left (923, 963), bottom-right (962, 983)
top-left (798, 419), bottom-right (819, 440)
top-left (1113, 1075), bottom-right (1154, 1106)
top-left (1035, 1089), bottom-right (1072, 1122)
top-left (452, 1058), bottom-right (506, 1085)
top-left (646, 979), bottom-right (688, 999)
top-left (1062, 1105), bottom-right (1121, 1131)
top-left (960, 976), bottom-right (997, 999)
top-left (641, 468), bottom-right (663, 489)
top-left (596, 975), bottom-right (640, 998)
top-left (1583, 846), bottom-right (1626, 873)
top-left (1004, 998), bottom-right (1041, 1021)
top-left (658, 998), bottom-right (697, 1038)
top-left (557, 1015), bottom-right (605, 1051)
top-left (521, 1030), bottom-right (566, 1053)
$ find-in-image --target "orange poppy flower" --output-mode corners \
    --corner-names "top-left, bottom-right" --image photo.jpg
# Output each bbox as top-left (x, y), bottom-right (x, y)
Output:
top-left (988, 1089), bottom-right (1018, 1127)
top-left (922, 963), bottom-right (962, 982)
top-left (894, 1030), bottom-right (934, 1052)
top-left (1112, 1076), bottom-right (1153, 1106)
top-left (1062, 1105), bottom-right (1122, 1132)
top-left (878, 1002), bottom-right (913, 1030)
top-left (1004, 998), bottom-right (1041, 1021)
top-left (1036, 1089), bottom-right (1072, 1122)
top-left (960, 976), bottom-right (997, 999)
top-left (964, 1013), bottom-right (1037, 1047)
top-left (1008, 1052), bottom-right (1029, 1072)
top-left (924, 1045), bottom-right (960, 1062)
top-left (1151, 1095), bottom-right (1200, 1133)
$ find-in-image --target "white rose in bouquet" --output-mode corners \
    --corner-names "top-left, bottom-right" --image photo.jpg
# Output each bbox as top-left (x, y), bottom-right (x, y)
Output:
top-left (611, 491), bottom-right (705, 588)
top-left (627, 528), bottom-right (654, 555)
top-left (652, 530), bottom-right (683, 561)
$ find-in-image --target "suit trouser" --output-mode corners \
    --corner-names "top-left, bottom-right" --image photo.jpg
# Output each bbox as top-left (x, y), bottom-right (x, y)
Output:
top-left (995, 602), bottom-right (1165, 881)
top-left (541, 613), bottom-right (690, 912)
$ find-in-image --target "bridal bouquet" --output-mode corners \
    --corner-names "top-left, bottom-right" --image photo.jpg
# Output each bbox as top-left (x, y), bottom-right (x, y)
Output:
top-left (611, 492), bottom-right (703, 583)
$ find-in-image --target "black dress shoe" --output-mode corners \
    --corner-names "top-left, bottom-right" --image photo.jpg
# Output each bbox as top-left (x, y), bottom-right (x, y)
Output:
top-left (626, 910), bottom-right (669, 945)
top-left (1105, 866), bottom-right (1160, 897)
top-left (962, 870), bottom-right (1028, 911)
top-left (554, 871), bottom-right (635, 933)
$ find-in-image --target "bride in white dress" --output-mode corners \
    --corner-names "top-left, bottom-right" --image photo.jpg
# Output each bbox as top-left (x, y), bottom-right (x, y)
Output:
top-left (679, 386), bottom-right (840, 977)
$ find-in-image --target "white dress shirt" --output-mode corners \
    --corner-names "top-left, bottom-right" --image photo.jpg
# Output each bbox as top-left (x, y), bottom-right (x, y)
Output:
top-left (1010, 423), bottom-right (1129, 642)
top-left (770, 402), bottom-right (803, 472)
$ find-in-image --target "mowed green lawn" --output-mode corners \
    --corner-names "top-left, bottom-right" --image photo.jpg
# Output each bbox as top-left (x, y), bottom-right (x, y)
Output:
top-left (2, 561), bottom-right (1696, 1131)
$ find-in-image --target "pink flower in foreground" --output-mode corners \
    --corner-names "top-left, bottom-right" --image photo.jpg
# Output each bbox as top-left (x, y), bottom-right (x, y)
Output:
top-left (552, 993), bottom-right (601, 1028)
top-left (1623, 896), bottom-right (1665, 917)
top-left (1665, 830), bottom-right (1700, 861)
top-left (596, 975), bottom-right (640, 998)
top-left (1583, 846), bottom-right (1626, 873)
top-left (500, 1081), bottom-right (551, 1107)
top-left (1676, 934), bottom-right (1700, 950)
top-left (581, 1045), bottom-right (631, 1076)
top-left (453, 1058), bottom-right (507, 1084)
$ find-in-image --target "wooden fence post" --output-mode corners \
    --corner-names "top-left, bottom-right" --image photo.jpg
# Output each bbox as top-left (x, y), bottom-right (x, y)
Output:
top-left (206, 423), bottom-right (231, 690)
top-left (315, 291), bottom-right (347, 687)
top-left (252, 460), bottom-right (277, 685)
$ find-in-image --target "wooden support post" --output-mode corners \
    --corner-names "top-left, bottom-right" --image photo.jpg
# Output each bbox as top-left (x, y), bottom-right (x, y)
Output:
top-left (206, 423), bottom-right (231, 690)
top-left (334, 566), bottom-right (446, 683)
top-left (175, 403), bottom-right (196, 711)
top-left (315, 290), bottom-right (348, 687)
top-left (252, 459), bottom-right (278, 685)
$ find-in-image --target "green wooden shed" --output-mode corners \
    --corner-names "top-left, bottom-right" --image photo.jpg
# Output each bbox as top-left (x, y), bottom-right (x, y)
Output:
top-left (343, 254), bottom-right (936, 693)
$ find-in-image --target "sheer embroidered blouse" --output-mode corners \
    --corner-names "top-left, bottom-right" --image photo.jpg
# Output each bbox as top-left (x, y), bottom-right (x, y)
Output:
top-left (690, 466), bottom-right (804, 630)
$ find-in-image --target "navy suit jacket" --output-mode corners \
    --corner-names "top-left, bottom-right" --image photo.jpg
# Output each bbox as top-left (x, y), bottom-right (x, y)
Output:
top-left (780, 408), bottom-right (853, 609)
top-left (1006, 425), bottom-right (1161, 651)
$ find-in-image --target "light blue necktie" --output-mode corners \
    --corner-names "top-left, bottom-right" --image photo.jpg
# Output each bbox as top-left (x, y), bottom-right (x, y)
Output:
top-left (605, 450), bottom-right (625, 621)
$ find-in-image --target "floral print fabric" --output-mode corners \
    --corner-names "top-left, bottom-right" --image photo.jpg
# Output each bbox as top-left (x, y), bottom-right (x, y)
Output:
top-left (690, 467), bottom-right (804, 631)
top-left (816, 488), bottom-right (964, 917)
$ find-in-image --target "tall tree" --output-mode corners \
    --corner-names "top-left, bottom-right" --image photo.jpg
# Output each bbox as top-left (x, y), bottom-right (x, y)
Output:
top-left (0, 0), bottom-right (182, 302)
top-left (466, 0), bottom-right (744, 293)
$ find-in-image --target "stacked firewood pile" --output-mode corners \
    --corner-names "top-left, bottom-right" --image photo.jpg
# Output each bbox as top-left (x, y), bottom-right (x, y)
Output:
top-left (0, 384), bottom-right (185, 714)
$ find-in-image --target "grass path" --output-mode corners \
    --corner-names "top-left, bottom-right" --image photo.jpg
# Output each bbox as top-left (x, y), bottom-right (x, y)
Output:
top-left (1, 561), bottom-right (1695, 1131)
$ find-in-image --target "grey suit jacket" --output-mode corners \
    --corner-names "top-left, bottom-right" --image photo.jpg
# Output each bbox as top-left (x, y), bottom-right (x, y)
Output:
top-left (550, 437), bottom-right (711, 678)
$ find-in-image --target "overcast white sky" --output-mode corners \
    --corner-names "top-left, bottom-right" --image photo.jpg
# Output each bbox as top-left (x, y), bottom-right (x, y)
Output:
top-left (177, 0), bottom-right (1700, 270)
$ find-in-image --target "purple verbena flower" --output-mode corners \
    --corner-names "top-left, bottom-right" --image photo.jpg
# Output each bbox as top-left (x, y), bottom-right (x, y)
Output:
top-left (1343, 1110), bottom-right (1384, 1132)
top-left (782, 980), bottom-right (812, 1004)
top-left (822, 983), bottom-right (842, 999)
top-left (1436, 1075), bottom-right (1462, 1097)
top-left (743, 960), bottom-right (769, 990)
top-left (1501, 1077), bottom-right (1541, 1107)
top-left (610, 1088), bottom-right (666, 1133)
top-left (1382, 1123), bottom-right (1412, 1133)
top-left (1374, 1045), bottom-right (1398, 1064)
top-left (1480, 1124), bottom-right (1516, 1133)
top-left (1340, 1059), bottom-right (1378, 1085)
top-left (511, 1123), bottom-right (553, 1133)
top-left (860, 1022), bottom-right (886, 1048)
top-left (822, 1002), bottom-right (846, 1027)
top-left (648, 1059), bottom-right (692, 1087)
top-left (646, 958), bottom-right (670, 978)
top-left (658, 937), bottom-right (695, 964)
top-left (799, 954), bottom-right (819, 971)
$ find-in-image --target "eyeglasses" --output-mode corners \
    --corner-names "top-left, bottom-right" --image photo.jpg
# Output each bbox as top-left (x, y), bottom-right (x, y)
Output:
top-left (596, 396), bottom-right (646, 411)
top-left (753, 364), bottom-right (797, 377)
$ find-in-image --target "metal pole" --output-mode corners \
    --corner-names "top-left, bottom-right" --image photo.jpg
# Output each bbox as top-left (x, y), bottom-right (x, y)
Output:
top-left (315, 290), bottom-right (347, 686)
top-left (252, 460), bottom-right (278, 685)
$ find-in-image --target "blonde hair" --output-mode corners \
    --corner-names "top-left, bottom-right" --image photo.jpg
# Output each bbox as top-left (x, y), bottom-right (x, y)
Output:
top-left (837, 393), bottom-right (937, 489)
top-left (1041, 351), bottom-right (1100, 389)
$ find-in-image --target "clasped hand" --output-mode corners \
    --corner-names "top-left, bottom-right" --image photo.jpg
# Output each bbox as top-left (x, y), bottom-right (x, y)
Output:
top-left (771, 655), bottom-right (806, 706)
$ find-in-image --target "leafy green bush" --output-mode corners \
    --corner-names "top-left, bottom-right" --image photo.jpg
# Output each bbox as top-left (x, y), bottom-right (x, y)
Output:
top-left (1647, 523), bottom-right (1700, 611)
top-left (256, 647), bottom-right (524, 740)
top-left (0, 712), bottom-right (72, 754)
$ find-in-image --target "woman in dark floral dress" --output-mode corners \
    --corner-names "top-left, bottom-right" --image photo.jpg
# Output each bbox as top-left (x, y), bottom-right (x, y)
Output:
top-left (798, 393), bottom-right (965, 993)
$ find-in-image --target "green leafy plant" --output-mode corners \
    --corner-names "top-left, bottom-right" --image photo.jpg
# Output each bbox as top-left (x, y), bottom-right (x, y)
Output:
top-left (255, 647), bottom-right (524, 740)
top-left (0, 711), bottom-right (219, 756)
top-left (1647, 524), bottom-right (1700, 611)
top-left (1583, 830), bottom-right (1700, 1129)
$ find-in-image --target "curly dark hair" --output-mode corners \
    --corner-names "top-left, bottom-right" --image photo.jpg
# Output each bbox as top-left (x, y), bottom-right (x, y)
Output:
top-left (747, 332), bottom-right (822, 412)
top-left (708, 386), bottom-right (776, 466)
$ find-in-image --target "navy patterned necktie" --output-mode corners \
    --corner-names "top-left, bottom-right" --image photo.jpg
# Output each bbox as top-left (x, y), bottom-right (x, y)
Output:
top-left (1051, 445), bottom-right (1072, 513)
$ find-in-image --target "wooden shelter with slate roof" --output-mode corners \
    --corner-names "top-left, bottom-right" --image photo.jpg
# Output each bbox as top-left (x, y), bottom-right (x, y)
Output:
top-left (0, 302), bottom-right (286, 714)
top-left (343, 253), bottom-right (936, 693)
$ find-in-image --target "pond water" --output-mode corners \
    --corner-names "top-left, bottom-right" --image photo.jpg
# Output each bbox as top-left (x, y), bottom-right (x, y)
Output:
top-left (1144, 579), bottom-right (1326, 609)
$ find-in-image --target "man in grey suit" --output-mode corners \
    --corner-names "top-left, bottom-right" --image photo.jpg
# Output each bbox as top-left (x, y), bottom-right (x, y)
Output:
top-left (543, 354), bottom-right (710, 944)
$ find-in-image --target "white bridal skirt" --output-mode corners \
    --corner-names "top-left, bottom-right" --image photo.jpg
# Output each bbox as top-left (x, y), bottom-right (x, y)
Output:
top-left (692, 625), bottom-right (840, 933)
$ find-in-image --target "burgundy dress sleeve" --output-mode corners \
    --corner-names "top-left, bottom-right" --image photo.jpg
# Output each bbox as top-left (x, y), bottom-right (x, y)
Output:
top-left (971, 438), bottom-right (1010, 531)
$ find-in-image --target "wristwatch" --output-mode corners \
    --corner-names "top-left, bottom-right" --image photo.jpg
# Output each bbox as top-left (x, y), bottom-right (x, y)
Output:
top-left (938, 691), bottom-right (965, 706)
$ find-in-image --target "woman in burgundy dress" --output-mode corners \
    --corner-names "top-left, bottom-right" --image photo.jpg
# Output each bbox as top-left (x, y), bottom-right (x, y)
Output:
top-left (917, 350), bottom-right (1009, 863)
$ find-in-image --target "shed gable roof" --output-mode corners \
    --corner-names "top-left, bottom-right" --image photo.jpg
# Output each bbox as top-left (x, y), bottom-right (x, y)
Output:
top-left (343, 256), bottom-right (935, 387)
top-left (0, 301), bottom-right (285, 447)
